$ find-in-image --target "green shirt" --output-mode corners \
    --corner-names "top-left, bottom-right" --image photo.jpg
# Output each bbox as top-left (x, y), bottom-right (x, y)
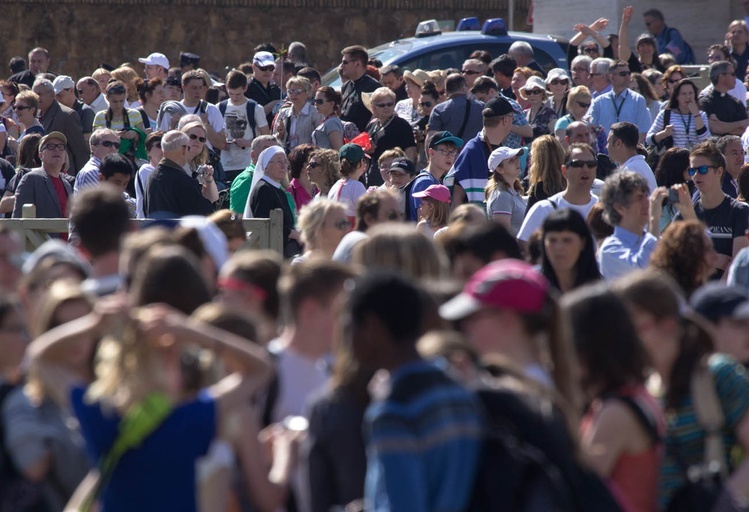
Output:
top-left (229, 164), bottom-right (255, 213)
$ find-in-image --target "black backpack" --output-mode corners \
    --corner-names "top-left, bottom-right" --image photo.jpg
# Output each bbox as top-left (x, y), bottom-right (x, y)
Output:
top-left (469, 385), bottom-right (624, 512)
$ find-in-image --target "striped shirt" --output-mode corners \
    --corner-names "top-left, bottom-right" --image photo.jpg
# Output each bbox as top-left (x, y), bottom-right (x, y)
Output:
top-left (364, 360), bottom-right (482, 512)
top-left (659, 354), bottom-right (749, 508)
top-left (74, 157), bottom-right (102, 193)
top-left (646, 109), bottom-right (711, 150)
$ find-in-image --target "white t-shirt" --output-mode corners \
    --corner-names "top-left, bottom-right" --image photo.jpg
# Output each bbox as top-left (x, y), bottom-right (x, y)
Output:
top-left (328, 178), bottom-right (367, 217)
top-left (135, 163), bottom-right (155, 218)
top-left (619, 154), bottom-right (657, 194)
top-left (517, 191), bottom-right (599, 242)
top-left (220, 100), bottom-right (267, 171)
top-left (158, 100), bottom-right (224, 150)
top-left (268, 341), bottom-right (329, 422)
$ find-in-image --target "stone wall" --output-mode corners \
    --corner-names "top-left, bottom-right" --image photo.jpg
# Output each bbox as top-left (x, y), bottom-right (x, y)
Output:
top-left (0, 0), bottom-right (531, 80)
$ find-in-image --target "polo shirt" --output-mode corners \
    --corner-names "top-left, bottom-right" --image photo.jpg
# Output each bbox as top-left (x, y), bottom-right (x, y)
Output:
top-left (598, 226), bottom-right (658, 280)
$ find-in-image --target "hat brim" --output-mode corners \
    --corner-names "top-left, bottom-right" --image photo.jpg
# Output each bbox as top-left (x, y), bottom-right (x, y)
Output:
top-left (439, 293), bottom-right (484, 321)
top-left (430, 135), bottom-right (464, 149)
top-left (519, 87), bottom-right (546, 100)
top-left (137, 58), bottom-right (149, 64)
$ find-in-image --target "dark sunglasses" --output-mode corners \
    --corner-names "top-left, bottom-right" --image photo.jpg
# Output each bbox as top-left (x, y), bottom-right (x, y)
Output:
top-left (256, 65), bottom-right (275, 72)
top-left (189, 133), bottom-right (207, 143)
top-left (312, 98), bottom-right (328, 105)
top-left (462, 70), bottom-right (482, 75)
top-left (613, 71), bottom-right (631, 77)
top-left (582, 47), bottom-right (599, 54)
top-left (418, 101), bottom-right (433, 107)
top-left (566, 159), bottom-right (597, 168)
top-left (688, 165), bottom-right (716, 176)
top-left (577, 101), bottom-right (591, 109)
top-left (525, 89), bottom-right (544, 95)
top-left (12, 105), bottom-right (29, 111)
top-left (99, 140), bottom-right (121, 149)
top-left (307, 161), bottom-right (319, 168)
top-left (374, 102), bottom-right (395, 108)
top-left (549, 79), bottom-right (568, 86)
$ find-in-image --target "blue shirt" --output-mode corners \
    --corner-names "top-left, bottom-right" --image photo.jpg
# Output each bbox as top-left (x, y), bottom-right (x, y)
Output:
top-left (71, 387), bottom-right (216, 512)
top-left (590, 88), bottom-right (652, 136)
top-left (364, 360), bottom-right (482, 512)
top-left (655, 25), bottom-right (691, 65)
top-left (74, 157), bottom-right (102, 193)
top-left (500, 93), bottom-right (529, 149)
top-left (407, 171), bottom-right (439, 221)
top-left (598, 225), bottom-right (658, 280)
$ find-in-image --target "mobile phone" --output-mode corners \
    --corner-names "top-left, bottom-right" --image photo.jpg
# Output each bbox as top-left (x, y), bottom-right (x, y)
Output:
top-left (667, 189), bottom-right (679, 204)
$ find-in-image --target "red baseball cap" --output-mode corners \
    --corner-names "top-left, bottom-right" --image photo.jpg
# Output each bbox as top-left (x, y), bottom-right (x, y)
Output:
top-left (439, 259), bottom-right (549, 320)
top-left (413, 184), bottom-right (451, 204)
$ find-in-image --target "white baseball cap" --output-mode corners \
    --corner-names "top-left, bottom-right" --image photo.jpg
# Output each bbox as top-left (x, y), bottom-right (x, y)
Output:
top-left (253, 51), bottom-right (276, 68)
top-left (52, 75), bottom-right (76, 95)
top-left (488, 147), bottom-right (524, 171)
top-left (138, 52), bottom-right (170, 70)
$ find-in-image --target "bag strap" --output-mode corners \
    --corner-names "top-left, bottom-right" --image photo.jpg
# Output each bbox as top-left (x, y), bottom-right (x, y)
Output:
top-left (605, 393), bottom-right (661, 445)
top-left (80, 392), bottom-right (173, 512)
top-left (456, 98), bottom-right (472, 140)
top-left (691, 360), bottom-right (728, 479)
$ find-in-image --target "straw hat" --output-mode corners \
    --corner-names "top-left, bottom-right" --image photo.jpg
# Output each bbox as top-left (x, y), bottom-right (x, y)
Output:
top-left (403, 69), bottom-right (431, 88)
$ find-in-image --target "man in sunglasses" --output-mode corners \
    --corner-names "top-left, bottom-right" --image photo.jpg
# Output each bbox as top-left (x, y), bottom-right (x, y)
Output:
top-left (73, 129), bottom-right (121, 193)
top-left (607, 122), bottom-right (657, 193)
top-left (246, 51), bottom-right (282, 128)
top-left (517, 143), bottom-right (600, 252)
top-left (675, 141), bottom-right (749, 278)
top-left (53, 75), bottom-right (95, 143)
top-left (12, 132), bottom-right (73, 219)
top-left (589, 60), bottom-right (652, 141)
top-left (339, 45), bottom-right (380, 133)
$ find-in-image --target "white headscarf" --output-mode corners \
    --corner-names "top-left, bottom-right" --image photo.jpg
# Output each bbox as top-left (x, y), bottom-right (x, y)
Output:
top-left (243, 145), bottom-right (286, 218)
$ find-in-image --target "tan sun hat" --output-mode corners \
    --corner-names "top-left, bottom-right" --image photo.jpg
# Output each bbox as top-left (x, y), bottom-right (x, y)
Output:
top-left (403, 69), bottom-right (430, 88)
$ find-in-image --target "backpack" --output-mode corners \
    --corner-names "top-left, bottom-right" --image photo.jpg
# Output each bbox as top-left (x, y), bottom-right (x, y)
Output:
top-left (646, 109), bottom-right (672, 171)
top-left (469, 385), bottom-right (624, 512)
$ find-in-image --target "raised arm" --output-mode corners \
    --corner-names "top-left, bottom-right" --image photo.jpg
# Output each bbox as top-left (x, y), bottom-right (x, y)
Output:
top-left (618, 6), bottom-right (634, 63)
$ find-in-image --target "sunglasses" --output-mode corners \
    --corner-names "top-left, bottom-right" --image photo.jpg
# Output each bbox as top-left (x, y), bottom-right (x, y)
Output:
top-left (13, 105), bottom-right (29, 111)
top-left (688, 165), bottom-right (716, 176)
top-left (307, 161), bottom-right (319, 168)
top-left (98, 140), bottom-right (121, 149)
top-left (566, 159), bottom-right (597, 168)
top-left (332, 220), bottom-right (350, 230)
top-left (418, 101), bottom-right (433, 107)
top-left (374, 102), bottom-right (395, 108)
top-left (256, 65), bottom-right (275, 72)
top-left (577, 101), bottom-right (591, 109)
top-left (462, 70), bottom-right (482, 75)
top-left (312, 98), bottom-right (328, 105)
top-left (549, 79), bottom-right (568, 86)
top-left (525, 89), bottom-right (544, 95)
top-left (582, 47), bottom-right (599, 54)
top-left (189, 133), bottom-right (207, 143)
top-left (287, 88), bottom-right (305, 95)
top-left (613, 71), bottom-right (631, 77)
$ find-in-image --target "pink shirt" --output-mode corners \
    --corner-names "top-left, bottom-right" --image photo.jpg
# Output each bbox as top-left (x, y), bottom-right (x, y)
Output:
top-left (286, 178), bottom-right (315, 212)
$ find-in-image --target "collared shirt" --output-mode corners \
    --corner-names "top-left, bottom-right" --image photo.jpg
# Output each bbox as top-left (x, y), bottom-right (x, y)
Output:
top-left (592, 84), bottom-right (612, 99)
top-left (589, 88), bottom-right (652, 136)
top-left (286, 177), bottom-right (314, 212)
top-left (618, 154), bottom-right (657, 194)
top-left (599, 225), bottom-right (658, 280)
top-left (500, 93), bottom-right (530, 149)
top-left (74, 157), bottom-right (102, 193)
top-left (273, 102), bottom-right (323, 150)
top-left (90, 93), bottom-right (109, 113)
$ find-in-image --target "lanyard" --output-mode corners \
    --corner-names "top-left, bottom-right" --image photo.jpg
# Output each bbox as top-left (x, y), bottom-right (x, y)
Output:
top-left (678, 112), bottom-right (693, 146)
top-left (611, 93), bottom-right (627, 122)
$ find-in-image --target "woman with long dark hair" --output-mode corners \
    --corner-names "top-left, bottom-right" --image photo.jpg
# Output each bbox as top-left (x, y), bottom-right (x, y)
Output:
top-left (653, 147), bottom-right (691, 232)
top-left (614, 271), bottom-right (749, 511)
top-left (562, 284), bottom-right (664, 512)
top-left (540, 208), bottom-right (602, 293)
top-left (311, 86), bottom-right (344, 151)
top-left (647, 79), bottom-right (710, 150)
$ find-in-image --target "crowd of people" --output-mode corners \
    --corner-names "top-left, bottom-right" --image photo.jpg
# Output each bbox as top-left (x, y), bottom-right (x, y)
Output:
top-left (4, 4), bottom-right (749, 512)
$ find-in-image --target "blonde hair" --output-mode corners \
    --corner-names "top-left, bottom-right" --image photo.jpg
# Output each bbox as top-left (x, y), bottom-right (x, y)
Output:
top-left (527, 135), bottom-right (566, 198)
top-left (111, 66), bottom-right (140, 102)
top-left (370, 86), bottom-right (396, 103)
top-left (298, 199), bottom-right (347, 249)
top-left (565, 85), bottom-right (592, 113)
top-left (181, 120), bottom-right (208, 167)
top-left (420, 197), bottom-right (450, 229)
top-left (26, 280), bottom-right (94, 406)
top-left (378, 148), bottom-right (406, 166)
top-left (311, 148), bottom-right (341, 188)
top-left (286, 76), bottom-right (312, 96)
top-left (352, 223), bottom-right (448, 280)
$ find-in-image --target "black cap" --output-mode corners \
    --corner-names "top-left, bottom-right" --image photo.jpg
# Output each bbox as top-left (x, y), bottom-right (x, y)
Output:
top-left (165, 76), bottom-right (181, 87)
top-left (690, 283), bottom-right (749, 324)
top-left (429, 131), bottom-right (464, 149)
top-left (389, 157), bottom-right (416, 175)
top-left (180, 52), bottom-right (201, 67)
top-left (482, 96), bottom-right (513, 118)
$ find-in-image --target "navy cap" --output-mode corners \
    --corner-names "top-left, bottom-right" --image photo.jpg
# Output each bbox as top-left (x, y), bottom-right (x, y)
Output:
top-left (690, 283), bottom-right (749, 324)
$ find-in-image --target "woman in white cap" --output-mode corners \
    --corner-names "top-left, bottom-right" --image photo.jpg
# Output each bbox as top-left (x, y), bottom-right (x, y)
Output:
top-left (520, 76), bottom-right (558, 142)
top-left (546, 68), bottom-right (571, 118)
top-left (485, 147), bottom-right (527, 236)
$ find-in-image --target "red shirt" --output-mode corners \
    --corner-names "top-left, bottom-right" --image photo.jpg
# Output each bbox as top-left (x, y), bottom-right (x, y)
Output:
top-left (49, 175), bottom-right (68, 217)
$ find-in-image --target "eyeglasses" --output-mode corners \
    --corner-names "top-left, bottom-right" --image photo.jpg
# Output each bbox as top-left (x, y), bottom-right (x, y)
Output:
top-left (312, 98), bottom-right (328, 105)
top-left (524, 89), bottom-right (544, 95)
top-left (12, 105), bottom-right (29, 111)
top-left (590, 73), bottom-right (603, 77)
top-left (332, 220), bottom-right (350, 230)
top-left (582, 47), bottom-right (599, 54)
top-left (434, 148), bottom-right (458, 157)
top-left (287, 88), bottom-right (305, 95)
top-left (688, 165), bottom-right (716, 176)
top-left (418, 101), bottom-right (433, 107)
top-left (256, 65), bottom-right (275, 72)
top-left (565, 159), bottom-right (597, 168)
top-left (98, 140), bottom-right (121, 149)
top-left (613, 71), bottom-right (632, 77)
top-left (307, 161), bottom-right (319, 168)
top-left (572, 67), bottom-right (589, 73)
top-left (340, 60), bottom-right (351, 65)
top-left (462, 70), bottom-right (482, 75)
top-left (577, 101), bottom-right (591, 108)
top-left (43, 144), bottom-right (66, 151)
top-left (549, 79), bottom-right (568, 86)
top-left (374, 102), bottom-right (395, 108)
top-left (189, 133), bottom-right (207, 143)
